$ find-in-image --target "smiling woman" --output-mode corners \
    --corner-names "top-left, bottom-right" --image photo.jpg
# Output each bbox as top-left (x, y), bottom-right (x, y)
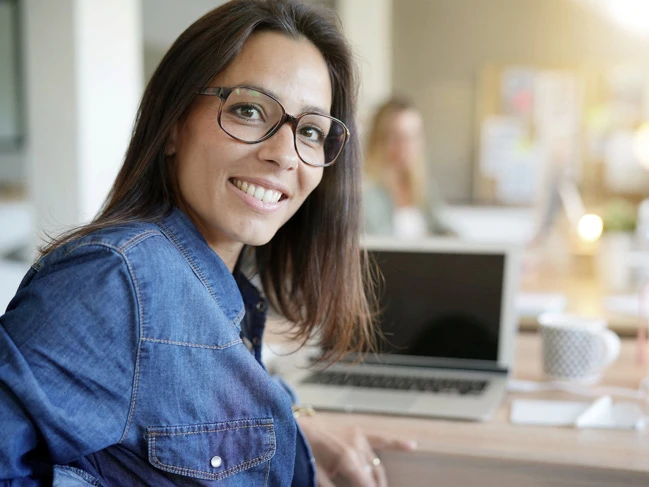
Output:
top-left (0, 1), bottom-right (414, 486)
top-left (167, 32), bottom-right (332, 261)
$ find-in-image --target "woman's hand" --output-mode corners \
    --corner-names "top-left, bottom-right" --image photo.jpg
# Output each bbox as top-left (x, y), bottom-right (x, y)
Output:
top-left (296, 413), bottom-right (417, 487)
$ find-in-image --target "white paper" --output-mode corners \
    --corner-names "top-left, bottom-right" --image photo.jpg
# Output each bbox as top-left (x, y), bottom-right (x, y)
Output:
top-left (510, 399), bottom-right (589, 426)
top-left (604, 130), bottom-right (649, 193)
top-left (510, 398), bottom-right (646, 430)
top-left (500, 67), bottom-right (536, 119)
top-left (479, 116), bottom-right (525, 178)
top-left (493, 139), bottom-right (542, 205)
top-left (534, 71), bottom-right (581, 139)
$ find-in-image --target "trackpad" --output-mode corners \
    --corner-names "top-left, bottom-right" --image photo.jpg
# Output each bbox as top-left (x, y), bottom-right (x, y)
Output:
top-left (342, 390), bottom-right (417, 412)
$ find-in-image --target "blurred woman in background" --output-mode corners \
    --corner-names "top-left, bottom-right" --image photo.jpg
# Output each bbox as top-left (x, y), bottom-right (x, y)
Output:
top-left (363, 97), bottom-right (455, 238)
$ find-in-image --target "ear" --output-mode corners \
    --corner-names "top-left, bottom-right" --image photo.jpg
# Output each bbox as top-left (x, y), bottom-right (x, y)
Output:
top-left (165, 123), bottom-right (179, 156)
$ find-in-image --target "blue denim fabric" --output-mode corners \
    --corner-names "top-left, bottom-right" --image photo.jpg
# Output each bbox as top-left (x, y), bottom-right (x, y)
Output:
top-left (236, 275), bottom-right (316, 487)
top-left (0, 208), bottom-right (314, 486)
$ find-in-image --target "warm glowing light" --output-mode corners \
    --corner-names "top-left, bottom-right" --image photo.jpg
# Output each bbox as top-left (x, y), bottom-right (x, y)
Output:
top-left (578, 214), bottom-right (604, 242)
top-left (601, 0), bottom-right (649, 37)
top-left (634, 122), bottom-right (649, 170)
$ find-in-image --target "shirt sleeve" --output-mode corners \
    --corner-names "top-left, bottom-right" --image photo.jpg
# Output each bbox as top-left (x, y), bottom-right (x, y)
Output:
top-left (0, 243), bottom-right (139, 482)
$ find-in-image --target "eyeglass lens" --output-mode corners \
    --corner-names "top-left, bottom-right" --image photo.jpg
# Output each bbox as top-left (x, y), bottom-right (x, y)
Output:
top-left (219, 87), bottom-right (346, 166)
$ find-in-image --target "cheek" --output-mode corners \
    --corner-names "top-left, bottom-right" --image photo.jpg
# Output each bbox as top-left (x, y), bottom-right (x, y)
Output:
top-left (303, 167), bottom-right (324, 196)
top-left (175, 156), bottom-right (216, 209)
top-left (294, 167), bottom-right (324, 207)
top-left (178, 141), bottom-right (226, 183)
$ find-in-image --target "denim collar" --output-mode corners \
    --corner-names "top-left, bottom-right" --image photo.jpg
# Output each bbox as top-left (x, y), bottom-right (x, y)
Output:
top-left (156, 207), bottom-right (244, 326)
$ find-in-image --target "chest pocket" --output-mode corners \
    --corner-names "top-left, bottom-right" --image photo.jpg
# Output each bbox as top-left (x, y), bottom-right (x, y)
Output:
top-left (146, 418), bottom-right (276, 482)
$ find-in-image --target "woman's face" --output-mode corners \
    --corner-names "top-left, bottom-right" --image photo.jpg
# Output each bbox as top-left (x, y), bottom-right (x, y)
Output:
top-left (169, 31), bottom-right (331, 266)
top-left (383, 109), bottom-right (424, 170)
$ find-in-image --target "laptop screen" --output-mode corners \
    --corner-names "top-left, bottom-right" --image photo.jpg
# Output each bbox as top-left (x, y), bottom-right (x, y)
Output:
top-left (369, 249), bottom-right (504, 364)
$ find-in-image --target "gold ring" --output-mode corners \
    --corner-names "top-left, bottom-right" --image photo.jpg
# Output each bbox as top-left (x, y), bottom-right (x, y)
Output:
top-left (372, 457), bottom-right (381, 467)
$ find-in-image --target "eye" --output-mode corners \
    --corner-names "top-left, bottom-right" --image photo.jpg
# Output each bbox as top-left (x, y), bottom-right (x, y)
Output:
top-left (230, 103), bottom-right (265, 122)
top-left (298, 125), bottom-right (326, 144)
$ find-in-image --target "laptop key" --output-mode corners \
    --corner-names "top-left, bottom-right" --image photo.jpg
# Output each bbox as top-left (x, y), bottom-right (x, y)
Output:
top-left (303, 371), bottom-right (488, 396)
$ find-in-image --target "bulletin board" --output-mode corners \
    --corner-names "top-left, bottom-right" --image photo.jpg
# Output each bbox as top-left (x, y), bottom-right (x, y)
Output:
top-left (473, 65), bottom-right (586, 206)
top-left (473, 64), bottom-right (649, 206)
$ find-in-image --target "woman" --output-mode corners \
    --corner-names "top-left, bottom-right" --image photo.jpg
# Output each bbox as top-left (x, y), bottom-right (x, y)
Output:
top-left (363, 98), bottom-right (455, 238)
top-left (0, 1), bottom-right (413, 486)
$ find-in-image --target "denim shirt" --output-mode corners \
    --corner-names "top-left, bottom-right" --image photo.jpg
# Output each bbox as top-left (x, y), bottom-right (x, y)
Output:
top-left (0, 208), bottom-right (316, 487)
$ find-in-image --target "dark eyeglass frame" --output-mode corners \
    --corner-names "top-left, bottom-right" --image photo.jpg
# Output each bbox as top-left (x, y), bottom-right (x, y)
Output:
top-left (196, 86), bottom-right (350, 167)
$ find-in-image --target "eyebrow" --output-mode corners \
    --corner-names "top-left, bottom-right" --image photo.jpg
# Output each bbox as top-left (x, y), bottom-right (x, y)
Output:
top-left (240, 83), bottom-right (331, 116)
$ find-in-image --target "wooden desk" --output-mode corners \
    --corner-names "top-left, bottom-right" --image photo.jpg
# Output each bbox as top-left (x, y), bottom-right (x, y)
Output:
top-left (314, 334), bottom-right (649, 486)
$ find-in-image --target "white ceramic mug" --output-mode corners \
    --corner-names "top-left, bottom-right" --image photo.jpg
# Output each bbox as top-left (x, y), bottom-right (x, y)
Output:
top-left (537, 312), bottom-right (621, 383)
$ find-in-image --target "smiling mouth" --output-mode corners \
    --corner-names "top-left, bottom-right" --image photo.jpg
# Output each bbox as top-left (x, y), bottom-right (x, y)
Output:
top-left (230, 178), bottom-right (286, 203)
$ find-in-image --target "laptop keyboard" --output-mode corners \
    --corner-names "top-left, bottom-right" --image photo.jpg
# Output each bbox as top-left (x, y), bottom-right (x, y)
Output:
top-left (302, 371), bottom-right (488, 395)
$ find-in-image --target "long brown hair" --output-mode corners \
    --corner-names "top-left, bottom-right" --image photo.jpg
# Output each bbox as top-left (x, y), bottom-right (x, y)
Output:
top-left (41, 0), bottom-right (376, 360)
top-left (364, 97), bottom-right (427, 207)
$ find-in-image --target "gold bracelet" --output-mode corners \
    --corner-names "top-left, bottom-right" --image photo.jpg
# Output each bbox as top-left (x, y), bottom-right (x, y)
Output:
top-left (292, 405), bottom-right (316, 419)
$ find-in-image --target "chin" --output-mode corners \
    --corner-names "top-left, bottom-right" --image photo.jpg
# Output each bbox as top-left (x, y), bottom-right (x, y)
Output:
top-left (237, 228), bottom-right (278, 247)
top-left (244, 236), bottom-right (274, 247)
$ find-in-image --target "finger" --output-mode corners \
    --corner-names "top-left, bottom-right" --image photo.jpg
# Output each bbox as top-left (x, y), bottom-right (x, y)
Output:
top-left (316, 463), bottom-right (337, 487)
top-left (351, 430), bottom-right (384, 487)
top-left (367, 434), bottom-right (418, 451)
top-left (364, 454), bottom-right (388, 487)
top-left (330, 447), bottom-right (376, 487)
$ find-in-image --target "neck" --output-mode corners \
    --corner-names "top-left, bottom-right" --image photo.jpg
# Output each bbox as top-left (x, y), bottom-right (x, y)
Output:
top-left (207, 241), bottom-right (244, 272)
top-left (177, 203), bottom-right (244, 272)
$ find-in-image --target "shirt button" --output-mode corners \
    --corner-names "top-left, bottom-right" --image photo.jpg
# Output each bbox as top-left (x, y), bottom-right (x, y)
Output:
top-left (210, 456), bottom-right (222, 468)
top-left (255, 300), bottom-right (267, 312)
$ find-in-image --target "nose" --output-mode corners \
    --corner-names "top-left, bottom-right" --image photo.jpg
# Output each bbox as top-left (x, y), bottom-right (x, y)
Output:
top-left (257, 122), bottom-right (299, 170)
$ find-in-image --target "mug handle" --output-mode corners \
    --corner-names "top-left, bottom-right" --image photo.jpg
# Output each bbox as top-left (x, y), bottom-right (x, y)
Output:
top-left (597, 328), bottom-right (621, 367)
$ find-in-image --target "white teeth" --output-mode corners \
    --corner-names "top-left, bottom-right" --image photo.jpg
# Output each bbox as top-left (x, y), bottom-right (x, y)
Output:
top-left (232, 178), bottom-right (283, 204)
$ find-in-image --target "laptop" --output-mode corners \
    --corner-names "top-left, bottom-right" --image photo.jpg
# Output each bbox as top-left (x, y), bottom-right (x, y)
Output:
top-left (287, 236), bottom-right (521, 421)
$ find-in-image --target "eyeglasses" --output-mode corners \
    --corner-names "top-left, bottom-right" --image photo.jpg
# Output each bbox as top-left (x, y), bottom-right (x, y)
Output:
top-left (196, 86), bottom-right (349, 167)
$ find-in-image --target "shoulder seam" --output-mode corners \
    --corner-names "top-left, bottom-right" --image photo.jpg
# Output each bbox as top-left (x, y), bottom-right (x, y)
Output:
top-left (59, 238), bottom-right (147, 443)
top-left (61, 230), bottom-right (161, 258)
top-left (119, 230), bottom-right (162, 252)
top-left (117, 248), bottom-right (146, 443)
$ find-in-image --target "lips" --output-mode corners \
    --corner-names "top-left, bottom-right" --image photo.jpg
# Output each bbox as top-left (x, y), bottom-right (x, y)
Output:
top-left (230, 178), bottom-right (284, 203)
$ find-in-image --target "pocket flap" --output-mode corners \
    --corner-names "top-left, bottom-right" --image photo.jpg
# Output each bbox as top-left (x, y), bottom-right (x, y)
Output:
top-left (146, 418), bottom-right (276, 481)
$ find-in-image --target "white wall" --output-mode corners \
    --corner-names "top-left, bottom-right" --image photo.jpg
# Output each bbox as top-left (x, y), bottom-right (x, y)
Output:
top-left (24, 0), bottom-right (79, 232)
top-left (75, 0), bottom-right (143, 222)
top-left (337, 0), bottom-right (392, 131)
top-left (24, 0), bottom-right (143, 242)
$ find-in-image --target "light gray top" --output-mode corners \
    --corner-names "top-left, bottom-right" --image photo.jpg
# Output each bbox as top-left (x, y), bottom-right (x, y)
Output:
top-left (362, 179), bottom-right (455, 236)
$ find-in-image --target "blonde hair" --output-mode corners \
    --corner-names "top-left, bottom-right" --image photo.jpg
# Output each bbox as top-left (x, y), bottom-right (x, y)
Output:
top-left (364, 97), bottom-right (427, 207)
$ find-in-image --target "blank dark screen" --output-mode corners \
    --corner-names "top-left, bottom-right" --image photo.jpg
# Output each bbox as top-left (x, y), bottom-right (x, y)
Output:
top-left (370, 250), bottom-right (503, 362)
